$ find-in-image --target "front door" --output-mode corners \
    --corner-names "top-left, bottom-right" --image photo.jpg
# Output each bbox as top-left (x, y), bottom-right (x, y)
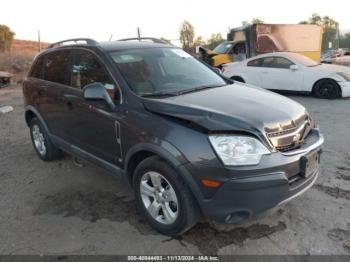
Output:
top-left (260, 56), bottom-right (303, 91)
top-left (63, 49), bottom-right (122, 165)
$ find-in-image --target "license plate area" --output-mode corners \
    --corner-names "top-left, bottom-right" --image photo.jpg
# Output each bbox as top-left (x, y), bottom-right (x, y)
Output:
top-left (300, 151), bottom-right (320, 178)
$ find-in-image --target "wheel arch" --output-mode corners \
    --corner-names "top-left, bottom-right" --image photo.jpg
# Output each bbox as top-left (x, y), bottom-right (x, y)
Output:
top-left (124, 143), bottom-right (205, 210)
top-left (25, 106), bottom-right (50, 133)
top-left (312, 78), bottom-right (341, 95)
top-left (124, 143), bottom-right (186, 186)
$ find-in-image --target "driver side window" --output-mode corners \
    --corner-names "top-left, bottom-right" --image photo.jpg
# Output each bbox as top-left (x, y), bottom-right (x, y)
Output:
top-left (69, 50), bottom-right (117, 99)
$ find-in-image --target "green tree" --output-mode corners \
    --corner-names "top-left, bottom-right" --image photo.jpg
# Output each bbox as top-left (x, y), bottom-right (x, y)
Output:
top-left (299, 13), bottom-right (339, 51)
top-left (179, 20), bottom-right (195, 51)
top-left (242, 18), bottom-right (264, 26)
top-left (308, 13), bottom-right (322, 25)
top-left (206, 33), bottom-right (224, 50)
top-left (251, 18), bottom-right (264, 24)
top-left (0, 24), bottom-right (15, 52)
top-left (193, 36), bottom-right (206, 47)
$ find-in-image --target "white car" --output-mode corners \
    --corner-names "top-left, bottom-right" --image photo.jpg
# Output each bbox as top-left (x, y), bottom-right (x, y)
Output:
top-left (222, 52), bottom-right (350, 99)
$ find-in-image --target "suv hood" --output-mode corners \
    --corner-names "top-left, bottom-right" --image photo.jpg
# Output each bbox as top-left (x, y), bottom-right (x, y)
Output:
top-left (143, 84), bottom-right (308, 136)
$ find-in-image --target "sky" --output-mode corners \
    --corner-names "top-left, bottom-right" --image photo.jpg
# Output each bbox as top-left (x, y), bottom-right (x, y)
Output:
top-left (1, 0), bottom-right (349, 44)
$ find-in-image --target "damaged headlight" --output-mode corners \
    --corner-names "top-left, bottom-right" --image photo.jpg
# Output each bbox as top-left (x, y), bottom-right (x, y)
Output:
top-left (209, 135), bottom-right (270, 166)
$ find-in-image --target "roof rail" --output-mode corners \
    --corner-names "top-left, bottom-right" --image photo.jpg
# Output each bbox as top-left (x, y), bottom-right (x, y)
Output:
top-left (117, 37), bottom-right (169, 44)
top-left (47, 38), bottom-right (99, 49)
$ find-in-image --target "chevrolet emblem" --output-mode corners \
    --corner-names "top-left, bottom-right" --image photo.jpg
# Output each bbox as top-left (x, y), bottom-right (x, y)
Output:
top-left (293, 133), bottom-right (301, 143)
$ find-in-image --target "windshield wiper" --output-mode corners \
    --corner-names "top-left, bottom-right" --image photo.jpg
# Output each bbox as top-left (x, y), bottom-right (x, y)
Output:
top-left (140, 84), bottom-right (226, 98)
top-left (175, 84), bottom-right (226, 95)
top-left (139, 91), bottom-right (179, 98)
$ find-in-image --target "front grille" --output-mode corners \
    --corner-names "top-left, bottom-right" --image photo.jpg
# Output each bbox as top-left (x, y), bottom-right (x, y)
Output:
top-left (267, 126), bottom-right (300, 138)
top-left (266, 119), bottom-right (313, 152)
top-left (275, 143), bottom-right (300, 152)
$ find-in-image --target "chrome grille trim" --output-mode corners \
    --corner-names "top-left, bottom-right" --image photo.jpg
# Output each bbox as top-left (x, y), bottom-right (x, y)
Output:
top-left (267, 120), bottom-right (309, 151)
top-left (267, 121), bottom-right (308, 139)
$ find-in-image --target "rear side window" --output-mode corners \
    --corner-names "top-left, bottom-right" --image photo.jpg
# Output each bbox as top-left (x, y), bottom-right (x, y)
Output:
top-left (30, 56), bottom-right (45, 79)
top-left (43, 50), bottom-right (71, 84)
top-left (69, 50), bottom-right (114, 90)
top-left (247, 58), bottom-right (263, 67)
top-left (262, 57), bottom-right (294, 69)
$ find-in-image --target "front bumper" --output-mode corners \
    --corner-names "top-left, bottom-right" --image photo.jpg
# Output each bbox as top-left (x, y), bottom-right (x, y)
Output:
top-left (180, 129), bottom-right (324, 223)
top-left (338, 81), bottom-right (350, 97)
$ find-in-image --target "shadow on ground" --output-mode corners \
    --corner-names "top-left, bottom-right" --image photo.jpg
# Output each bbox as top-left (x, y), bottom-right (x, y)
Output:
top-left (34, 190), bottom-right (287, 254)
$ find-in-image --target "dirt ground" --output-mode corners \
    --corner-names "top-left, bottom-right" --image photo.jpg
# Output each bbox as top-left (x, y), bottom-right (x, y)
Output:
top-left (0, 85), bottom-right (349, 255)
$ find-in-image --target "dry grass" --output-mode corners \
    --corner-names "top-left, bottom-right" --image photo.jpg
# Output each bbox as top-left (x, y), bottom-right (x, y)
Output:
top-left (0, 39), bottom-right (49, 83)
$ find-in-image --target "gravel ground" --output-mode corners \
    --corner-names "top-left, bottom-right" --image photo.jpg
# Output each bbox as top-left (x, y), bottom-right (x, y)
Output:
top-left (0, 85), bottom-right (349, 255)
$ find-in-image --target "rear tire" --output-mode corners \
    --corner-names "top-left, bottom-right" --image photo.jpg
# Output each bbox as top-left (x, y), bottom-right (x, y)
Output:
top-left (29, 118), bottom-right (61, 161)
top-left (313, 79), bottom-right (341, 99)
top-left (133, 156), bottom-right (199, 235)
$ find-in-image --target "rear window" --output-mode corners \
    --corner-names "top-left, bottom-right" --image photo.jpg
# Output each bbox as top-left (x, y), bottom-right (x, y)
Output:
top-left (262, 57), bottom-right (294, 69)
top-left (30, 56), bottom-right (45, 79)
top-left (247, 58), bottom-right (263, 67)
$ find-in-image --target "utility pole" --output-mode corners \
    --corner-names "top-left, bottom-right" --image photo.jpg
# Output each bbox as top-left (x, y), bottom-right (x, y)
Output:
top-left (137, 27), bottom-right (141, 41)
top-left (37, 30), bottom-right (42, 52)
top-left (337, 25), bottom-right (340, 49)
top-left (109, 34), bottom-right (113, 41)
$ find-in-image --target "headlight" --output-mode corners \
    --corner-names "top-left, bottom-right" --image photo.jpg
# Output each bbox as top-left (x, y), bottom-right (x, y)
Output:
top-left (209, 135), bottom-right (270, 166)
top-left (336, 72), bottom-right (350, 81)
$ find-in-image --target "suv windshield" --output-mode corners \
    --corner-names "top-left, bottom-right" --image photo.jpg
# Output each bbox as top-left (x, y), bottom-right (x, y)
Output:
top-left (109, 47), bottom-right (226, 96)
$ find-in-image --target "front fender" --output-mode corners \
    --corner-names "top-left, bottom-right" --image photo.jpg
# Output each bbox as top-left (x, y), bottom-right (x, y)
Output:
top-left (124, 141), bottom-right (188, 171)
top-left (124, 142), bottom-right (206, 207)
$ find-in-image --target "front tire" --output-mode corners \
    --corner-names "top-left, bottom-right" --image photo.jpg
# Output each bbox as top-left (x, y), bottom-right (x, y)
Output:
top-left (29, 118), bottom-right (61, 161)
top-left (313, 79), bottom-right (341, 99)
top-left (133, 156), bottom-right (199, 235)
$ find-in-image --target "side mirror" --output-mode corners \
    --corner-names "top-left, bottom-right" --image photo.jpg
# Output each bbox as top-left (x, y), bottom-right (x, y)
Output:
top-left (83, 82), bottom-right (115, 110)
top-left (290, 65), bottom-right (298, 71)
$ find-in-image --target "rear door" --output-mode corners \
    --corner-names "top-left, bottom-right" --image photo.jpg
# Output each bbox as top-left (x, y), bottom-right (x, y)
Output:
top-left (260, 56), bottom-right (303, 91)
top-left (32, 50), bottom-right (71, 139)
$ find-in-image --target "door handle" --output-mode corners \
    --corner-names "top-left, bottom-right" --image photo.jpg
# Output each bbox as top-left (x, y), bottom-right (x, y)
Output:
top-left (63, 93), bottom-right (79, 100)
top-left (115, 121), bottom-right (121, 144)
top-left (63, 93), bottom-right (80, 110)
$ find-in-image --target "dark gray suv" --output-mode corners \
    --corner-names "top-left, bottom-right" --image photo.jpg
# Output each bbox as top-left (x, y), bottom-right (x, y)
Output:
top-left (23, 38), bottom-right (324, 235)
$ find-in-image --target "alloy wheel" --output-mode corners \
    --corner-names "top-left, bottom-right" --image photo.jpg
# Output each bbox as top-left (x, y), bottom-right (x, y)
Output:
top-left (32, 124), bottom-right (46, 156)
top-left (140, 171), bottom-right (179, 225)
